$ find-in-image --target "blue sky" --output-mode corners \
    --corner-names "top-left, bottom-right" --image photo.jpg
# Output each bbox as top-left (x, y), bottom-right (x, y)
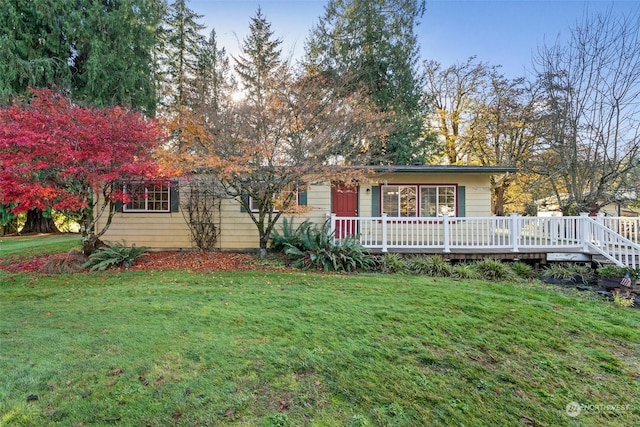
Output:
top-left (189, 0), bottom-right (639, 78)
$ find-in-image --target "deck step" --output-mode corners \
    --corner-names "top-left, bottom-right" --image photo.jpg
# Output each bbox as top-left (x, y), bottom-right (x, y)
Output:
top-left (546, 252), bottom-right (591, 262)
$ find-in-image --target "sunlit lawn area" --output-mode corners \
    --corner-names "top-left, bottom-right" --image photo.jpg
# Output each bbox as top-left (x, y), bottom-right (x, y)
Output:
top-left (0, 234), bottom-right (81, 263)
top-left (1, 266), bottom-right (639, 426)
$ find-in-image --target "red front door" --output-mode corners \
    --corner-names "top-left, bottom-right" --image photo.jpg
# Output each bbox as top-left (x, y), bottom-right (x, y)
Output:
top-left (332, 183), bottom-right (358, 238)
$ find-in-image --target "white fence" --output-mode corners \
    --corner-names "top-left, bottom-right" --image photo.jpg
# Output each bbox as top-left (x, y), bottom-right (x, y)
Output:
top-left (328, 213), bottom-right (640, 268)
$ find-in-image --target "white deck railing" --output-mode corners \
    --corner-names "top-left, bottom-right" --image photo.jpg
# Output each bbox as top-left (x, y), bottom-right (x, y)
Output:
top-left (584, 217), bottom-right (640, 268)
top-left (600, 216), bottom-right (640, 242)
top-left (328, 213), bottom-right (640, 268)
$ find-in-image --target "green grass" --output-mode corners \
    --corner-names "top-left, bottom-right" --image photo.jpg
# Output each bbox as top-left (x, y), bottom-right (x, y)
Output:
top-left (0, 234), bottom-right (81, 263)
top-left (1, 270), bottom-right (638, 426)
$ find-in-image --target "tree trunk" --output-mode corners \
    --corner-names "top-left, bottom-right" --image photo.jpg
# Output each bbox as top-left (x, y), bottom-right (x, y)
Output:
top-left (258, 233), bottom-right (269, 259)
top-left (493, 185), bottom-right (506, 216)
top-left (1, 218), bottom-right (19, 235)
top-left (21, 209), bottom-right (59, 234)
top-left (82, 234), bottom-right (101, 256)
top-left (446, 136), bottom-right (459, 165)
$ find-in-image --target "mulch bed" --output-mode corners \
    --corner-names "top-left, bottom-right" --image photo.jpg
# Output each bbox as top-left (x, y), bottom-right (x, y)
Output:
top-left (127, 251), bottom-right (259, 272)
top-left (1, 251), bottom-right (266, 274)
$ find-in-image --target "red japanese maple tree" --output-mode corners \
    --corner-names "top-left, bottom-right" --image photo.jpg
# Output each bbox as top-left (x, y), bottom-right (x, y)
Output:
top-left (0, 88), bottom-right (166, 253)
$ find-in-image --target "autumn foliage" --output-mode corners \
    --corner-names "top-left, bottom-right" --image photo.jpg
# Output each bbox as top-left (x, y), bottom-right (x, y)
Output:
top-left (0, 88), bottom-right (166, 251)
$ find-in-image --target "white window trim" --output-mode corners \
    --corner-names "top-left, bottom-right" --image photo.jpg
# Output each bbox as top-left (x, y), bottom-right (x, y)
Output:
top-left (381, 185), bottom-right (418, 217)
top-left (419, 185), bottom-right (456, 217)
top-left (381, 184), bottom-right (457, 218)
top-left (123, 182), bottom-right (171, 213)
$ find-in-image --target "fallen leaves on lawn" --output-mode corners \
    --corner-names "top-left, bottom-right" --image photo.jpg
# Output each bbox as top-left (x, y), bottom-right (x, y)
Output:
top-left (127, 251), bottom-right (258, 272)
top-left (277, 400), bottom-right (290, 412)
top-left (107, 368), bottom-right (123, 376)
top-left (2, 255), bottom-right (60, 273)
top-left (1, 251), bottom-right (285, 273)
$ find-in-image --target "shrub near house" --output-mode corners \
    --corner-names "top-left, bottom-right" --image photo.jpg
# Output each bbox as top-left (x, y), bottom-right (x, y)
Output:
top-left (596, 265), bottom-right (640, 291)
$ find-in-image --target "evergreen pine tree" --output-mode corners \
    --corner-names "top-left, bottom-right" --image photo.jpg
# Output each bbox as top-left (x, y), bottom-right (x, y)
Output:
top-left (0, 0), bottom-right (164, 233)
top-left (234, 7), bottom-right (284, 110)
top-left (305, 0), bottom-right (434, 164)
top-left (162, 0), bottom-right (206, 109)
top-left (0, 0), bottom-right (163, 113)
top-left (192, 29), bottom-right (236, 135)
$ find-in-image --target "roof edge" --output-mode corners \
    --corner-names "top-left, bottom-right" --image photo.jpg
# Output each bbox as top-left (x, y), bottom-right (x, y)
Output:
top-left (349, 165), bottom-right (518, 174)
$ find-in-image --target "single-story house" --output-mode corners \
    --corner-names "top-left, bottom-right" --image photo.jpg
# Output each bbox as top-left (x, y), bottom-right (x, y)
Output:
top-left (95, 165), bottom-right (517, 251)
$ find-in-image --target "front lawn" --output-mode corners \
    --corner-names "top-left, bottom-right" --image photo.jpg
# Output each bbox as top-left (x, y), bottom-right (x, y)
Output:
top-left (1, 270), bottom-right (638, 426)
top-left (0, 234), bottom-right (81, 264)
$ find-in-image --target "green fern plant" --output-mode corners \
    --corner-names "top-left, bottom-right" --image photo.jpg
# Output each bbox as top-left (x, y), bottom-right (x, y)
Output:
top-left (82, 241), bottom-right (148, 271)
top-left (283, 222), bottom-right (372, 272)
top-left (270, 217), bottom-right (313, 252)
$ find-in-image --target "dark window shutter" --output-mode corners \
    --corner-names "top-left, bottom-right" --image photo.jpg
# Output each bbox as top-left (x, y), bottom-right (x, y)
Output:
top-left (371, 186), bottom-right (380, 216)
top-left (170, 181), bottom-right (179, 212)
top-left (298, 189), bottom-right (307, 206)
top-left (240, 194), bottom-right (249, 212)
top-left (115, 181), bottom-right (124, 212)
top-left (457, 186), bottom-right (466, 217)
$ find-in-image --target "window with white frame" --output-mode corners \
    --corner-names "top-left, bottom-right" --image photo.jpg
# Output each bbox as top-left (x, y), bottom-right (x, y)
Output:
top-left (249, 183), bottom-right (299, 212)
top-left (381, 184), bottom-right (456, 217)
top-left (420, 185), bottom-right (456, 217)
top-left (123, 182), bottom-right (170, 212)
top-left (382, 185), bottom-right (417, 217)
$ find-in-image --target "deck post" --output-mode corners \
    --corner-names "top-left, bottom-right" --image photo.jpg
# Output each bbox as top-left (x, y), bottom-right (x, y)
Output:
top-left (381, 214), bottom-right (388, 252)
top-left (442, 213), bottom-right (451, 252)
top-left (510, 213), bottom-right (520, 252)
top-left (550, 216), bottom-right (558, 245)
top-left (596, 213), bottom-right (605, 247)
top-left (491, 215), bottom-right (498, 246)
top-left (329, 213), bottom-right (336, 243)
top-left (579, 213), bottom-right (590, 252)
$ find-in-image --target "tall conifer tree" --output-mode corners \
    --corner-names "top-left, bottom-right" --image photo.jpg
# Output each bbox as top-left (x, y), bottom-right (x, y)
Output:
top-left (0, 0), bottom-right (163, 113)
top-left (0, 0), bottom-right (164, 233)
top-left (162, 0), bottom-right (205, 109)
top-left (193, 29), bottom-right (236, 135)
top-left (305, 0), bottom-right (433, 164)
top-left (234, 7), bottom-right (283, 110)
